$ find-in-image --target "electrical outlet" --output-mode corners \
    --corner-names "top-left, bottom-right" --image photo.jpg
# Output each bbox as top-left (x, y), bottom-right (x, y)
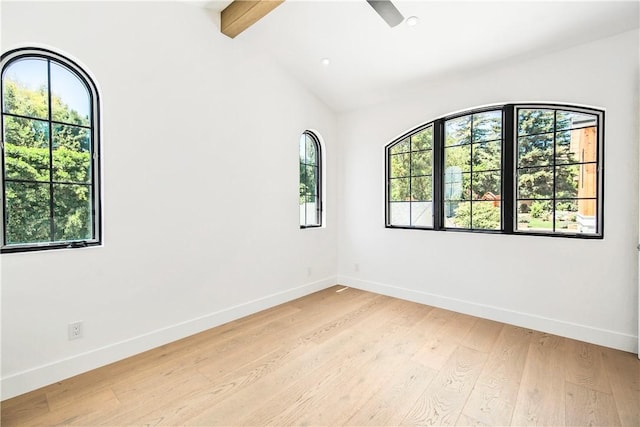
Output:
top-left (68, 321), bottom-right (83, 340)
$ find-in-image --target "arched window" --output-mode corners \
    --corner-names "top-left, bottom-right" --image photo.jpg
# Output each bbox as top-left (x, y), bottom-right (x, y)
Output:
top-left (386, 104), bottom-right (603, 238)
top-left (1, 47), bottom-right (101, 252)
top-left (299, 131), bottom-right (322, 228)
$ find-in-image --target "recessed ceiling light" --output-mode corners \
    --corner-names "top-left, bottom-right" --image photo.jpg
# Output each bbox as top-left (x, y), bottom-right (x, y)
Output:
top-left (406, 16), bottom-right (419, 27)
top-left (321, 58), bottom-right (331, 66)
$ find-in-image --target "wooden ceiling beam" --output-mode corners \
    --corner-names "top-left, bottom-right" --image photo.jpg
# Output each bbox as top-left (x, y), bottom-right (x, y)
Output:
top-left (221, 0), bottom-right (284, 39)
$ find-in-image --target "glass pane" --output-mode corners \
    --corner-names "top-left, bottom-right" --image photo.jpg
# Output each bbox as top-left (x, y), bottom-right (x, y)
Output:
top-left (444, 170), bottom-right (471, 201)
top-left (299, 201), bottom-right (305, 225)
top-left (304, 202), bottom-right (319, 226)
top-left (555, 164), bottom-right (580, 199)
top-left (390, 178), bottom-right (409, 201)
top-left (445, 145), bottom-right (471, 172)
top-left (3, 116), bottom-right (50, 181)
top-left (578, 164), bottom-right (597, 198)
top-left (556, 110), bottom-right (597, 131)
top-left (445, 115), bottom-right (471, 146)
top-left (554, 200), bottom-right (578, 234)
top-left (472, 140), bottom-right (501, 172)
top-left (300, 165), bottom-right (317, 197)
top-left (299, 136), bottom-right (305, 162)
top-left (576, 199), bottom-right (597, 234)
top-left (389, 202), bottom-right (410, 226)
top-left (445, 201), bottom-right (471, 228)
top-left (390, 137), bottom-right (409, 154)
top-left (472, 171), bottom-right (501, 200)
top-left (556, 127), bottom-right (597, 165)
top-left (50, 62), bottom-right (91, 127)
top-left (411, 176), bottom-right (432, 201)
top-left (518, 133), bottom-right (553, 167)
top-left (411, 151), bottom-right (432, 177)
top-left (411, 127), bottom-right (433, 151)
top-left (472, 110), bottom-right (502, 142)
top-left (5, 181), bottom-right (51, 244)
top-left (517, 167), bottom-right (553, 199)
top-left (518, 109), bottom-right (554, 136)
top-left (516, 200), bottom-right (552, 232)
top-left (390, 153), bottom-right (410, 178)
top-left (304, 134), bottom-right (317, 165)
top-left (471, 201), bottom-right (501, 230)
top-left (53, 183), bottom-right (92, 241)
top-left (411, 202), bottom-right (433, 227)
top-left (2, 58), bottom-right (49, 119)
top-left (53, 124), bottom-right (92, 183)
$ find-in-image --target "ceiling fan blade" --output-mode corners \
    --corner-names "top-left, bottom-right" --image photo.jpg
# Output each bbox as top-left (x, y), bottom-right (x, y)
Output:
top-left (366, 0), bottom-right (404, 28)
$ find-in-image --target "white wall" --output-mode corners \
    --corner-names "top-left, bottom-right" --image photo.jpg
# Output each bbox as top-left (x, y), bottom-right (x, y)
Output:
top-left (337, 29), bottom-right (640, 354)
top-left (0, 1), bottom-right (338, 399)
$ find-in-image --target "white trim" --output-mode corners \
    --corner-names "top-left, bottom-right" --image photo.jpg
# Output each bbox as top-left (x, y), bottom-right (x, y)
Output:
top-left (0, 277), bottom-right (337, 400)
top-left (338, 275), bottom-right (638, 354)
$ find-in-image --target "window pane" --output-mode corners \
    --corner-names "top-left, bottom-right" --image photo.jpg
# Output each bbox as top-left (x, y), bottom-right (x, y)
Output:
top-left (471, 201), bottom-right (501, 230)
top-left (5, 181), bottom-right (51, 244)
top-left (555, 164), bottom-right (580, 199)
top-left (556, 110), bottom-right (598, 131)
top-left (2, 58), bottom-right (49, 120)
top-left (411, 202), bottom-right (433, 227)
top-left (555, 127), bottom-right (597, 165)
top-left (302, 165), bottom-right (317, 196)
top-left (390, 153), bottom-right (410, 178)
top-left (576, 199), bottom-right (598, 234)
top-left (518, 109), bottom-right (554, 136)
top-left (445, 145), bottom-right (471, 172)
top-left (472, 140), bottom-right (501, 172)
top-left (472, 110), bottom-right (502, 142)
top-left (517, 167), bottom-right (553, 199)
top-left (390, 178), bottom-right (409, 201)
top-left (411, 151), bottom-right (432, 177)
top-left (50, 62), bottom-right (90, 127)
top-left (4, 117), bottom-right (50, 181)
top-left (411, 176), bottom-right (432, 201)
top-left (578, 163), bottom-right (597, 198)
top-left (445, 201), bottom-right (470, 228)
top-left (304, 135), bottom-right (317, 164)
top-left (53, 124), bottom-right (91, 183)
top-left (445, 115), bottom-right (471, 146)
top-left (518, 134), bottom-right (553, 167)
top-left (516, 200), bottom-right (552, 232)
top-left (411, 127), bottom-right (432, 151)
top-left (304, 202), bottom-right (319, 226)
top-left (444, 170), bottom-right (471, 200)
top-left (53, 183), bottom-right (92, 241)
top-left (390, 137), bottom-right (409, 154)
top-left (389, 202), bottom-right (410, 226)
top-left (472, 171), bottom-right (501, 200)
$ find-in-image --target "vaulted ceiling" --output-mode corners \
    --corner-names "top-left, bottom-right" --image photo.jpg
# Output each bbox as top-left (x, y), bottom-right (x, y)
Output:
top-left (204, 0), bottom-right (640, 112)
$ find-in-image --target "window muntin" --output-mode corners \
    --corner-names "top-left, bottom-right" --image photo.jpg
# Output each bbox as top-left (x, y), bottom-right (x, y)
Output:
top-left (443, 110), bottom-right (502, 230)
top-left (388, 125), bottom-right (433, 227)
top-left (1, 48), bottom-right (101, 252)
top-left (516, 107), bottom-right (601, 235)
top-left (299, 131), bottom-right (321, 228)
top-left (385, 104), bottom-right (603, 238)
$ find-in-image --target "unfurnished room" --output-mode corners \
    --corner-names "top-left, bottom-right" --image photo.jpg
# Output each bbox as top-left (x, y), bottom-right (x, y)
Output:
top-left (1, 0), bottom-right (639, 425)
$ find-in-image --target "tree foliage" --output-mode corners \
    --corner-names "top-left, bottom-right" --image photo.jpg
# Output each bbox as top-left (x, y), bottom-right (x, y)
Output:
top-left (3, 78), bottom-right (92, 244)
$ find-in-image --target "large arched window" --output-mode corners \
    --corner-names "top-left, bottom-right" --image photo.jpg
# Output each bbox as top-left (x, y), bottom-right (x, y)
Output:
top-left (1, 47), bottom-right (101, 252)
top-left (386, 104), bottom-right (603, 238)
top-left (299, 131), bottom-right (322, 228)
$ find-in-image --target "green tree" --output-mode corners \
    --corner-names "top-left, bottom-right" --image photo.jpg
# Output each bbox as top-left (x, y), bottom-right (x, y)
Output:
top-left (3, 79), bottom-right (92, 244)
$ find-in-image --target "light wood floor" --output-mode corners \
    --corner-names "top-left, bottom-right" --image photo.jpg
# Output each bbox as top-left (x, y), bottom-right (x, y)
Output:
top-left (2, 286), bottom-right (639, 426)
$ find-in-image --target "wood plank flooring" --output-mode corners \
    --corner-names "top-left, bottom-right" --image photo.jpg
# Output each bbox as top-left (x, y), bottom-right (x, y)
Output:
top-left (2, 286), bottom-right (639, 426)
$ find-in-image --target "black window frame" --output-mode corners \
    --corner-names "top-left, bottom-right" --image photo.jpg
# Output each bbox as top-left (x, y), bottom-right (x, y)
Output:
top-left (385, 103), bottom-right (604, 239)
top-left (299, 130), bottom-right (322, 228)
top-left (1, 47), bottom-right (102, 253)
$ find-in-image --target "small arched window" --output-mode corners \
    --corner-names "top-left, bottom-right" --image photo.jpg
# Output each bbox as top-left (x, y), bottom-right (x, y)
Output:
top-left (299, 131), bottom-right (322, 228)
top-left (1, 47), bottom-right (101, 252)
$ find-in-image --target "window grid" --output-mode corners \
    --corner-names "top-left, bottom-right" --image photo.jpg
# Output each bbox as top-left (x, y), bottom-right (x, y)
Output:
top-left (386, 104), bottom-right (603, 238)
top-left (1, 48), bottom-right (101, 252)
top-left (299, 131), bottom-right (321, 228)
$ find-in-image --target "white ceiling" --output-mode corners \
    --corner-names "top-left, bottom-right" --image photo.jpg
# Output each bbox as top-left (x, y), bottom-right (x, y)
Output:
top-left (204, 0), bottom-right (640, 112)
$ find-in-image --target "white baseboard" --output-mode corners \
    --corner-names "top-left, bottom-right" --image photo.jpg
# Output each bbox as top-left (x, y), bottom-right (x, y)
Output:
top-left (338, 275), bottom-right (638, 354)
top-left (1, 277), bottom-right (336, 400)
